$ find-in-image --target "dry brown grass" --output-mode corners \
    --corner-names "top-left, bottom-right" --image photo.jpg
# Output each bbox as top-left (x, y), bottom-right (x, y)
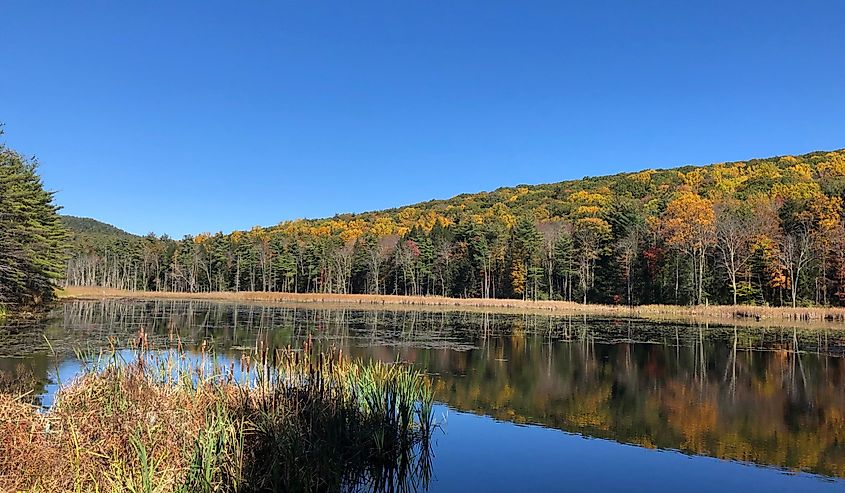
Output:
top-left (0, 340), bottom-right (434, 492)
top-left (0, 395), bottom-right (62, 491)
top-left (0, 370), bottom-right (212, 492)
top-left (60, 286), bottom-right (845, 329)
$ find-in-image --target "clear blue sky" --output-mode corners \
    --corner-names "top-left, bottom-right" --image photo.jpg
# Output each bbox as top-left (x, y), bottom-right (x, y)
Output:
top-left (2, 1), bottom-right (844, 237)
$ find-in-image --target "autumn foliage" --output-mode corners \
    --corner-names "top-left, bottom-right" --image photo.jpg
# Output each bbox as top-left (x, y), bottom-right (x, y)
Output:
top-left (64, 149), bottom-right (845, 306)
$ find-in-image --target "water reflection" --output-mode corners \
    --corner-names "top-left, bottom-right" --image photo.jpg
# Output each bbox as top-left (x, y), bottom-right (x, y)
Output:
top-left (2, 299), bottom-right (845, 480)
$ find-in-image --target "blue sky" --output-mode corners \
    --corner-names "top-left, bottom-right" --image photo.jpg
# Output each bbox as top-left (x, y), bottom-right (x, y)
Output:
top-left (2, 1), bottom-right (844, 237)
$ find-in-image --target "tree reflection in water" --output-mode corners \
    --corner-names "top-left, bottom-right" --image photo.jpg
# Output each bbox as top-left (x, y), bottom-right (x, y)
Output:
top-left (2, 299), bottom-right (844, 479)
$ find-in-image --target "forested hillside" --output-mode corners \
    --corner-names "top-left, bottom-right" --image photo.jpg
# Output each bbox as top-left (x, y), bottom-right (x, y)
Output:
top-left (61, 216), bottom-right (133, 237)
top-left (64, 149), bottom-right (845, 307)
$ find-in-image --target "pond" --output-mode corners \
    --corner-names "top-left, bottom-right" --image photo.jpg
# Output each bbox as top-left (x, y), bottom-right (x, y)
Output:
top-left (2, 299), bottom-right (845, 492)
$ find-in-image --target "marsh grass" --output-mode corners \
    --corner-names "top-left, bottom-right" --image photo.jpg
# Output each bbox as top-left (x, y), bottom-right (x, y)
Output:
top-left (0, 334), bottom-right (434, 492)
top-left (62, 286), bottom-right (845, 327)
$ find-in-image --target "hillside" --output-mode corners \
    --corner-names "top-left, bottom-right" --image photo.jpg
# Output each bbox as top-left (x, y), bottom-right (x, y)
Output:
top-left (61, 216), bottom-right (134, 238)
top-left (339, 149), bottom-right (845, 228)
top-left (64, 149), bottom-right (845, 307)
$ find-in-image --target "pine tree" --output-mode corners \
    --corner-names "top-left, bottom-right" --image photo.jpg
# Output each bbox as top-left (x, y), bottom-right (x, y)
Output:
top-left (509, 216), bottom-right (542, 300)
top-left (0, 136), bottom-right (69, 309)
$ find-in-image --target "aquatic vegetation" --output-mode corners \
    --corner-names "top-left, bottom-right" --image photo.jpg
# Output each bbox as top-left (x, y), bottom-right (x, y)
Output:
top-left (0, 336), bottom-right (434, 492)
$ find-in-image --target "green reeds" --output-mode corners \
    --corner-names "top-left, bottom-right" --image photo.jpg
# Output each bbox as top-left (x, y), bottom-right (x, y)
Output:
top-left (0, 336), bottom-right (435, 492)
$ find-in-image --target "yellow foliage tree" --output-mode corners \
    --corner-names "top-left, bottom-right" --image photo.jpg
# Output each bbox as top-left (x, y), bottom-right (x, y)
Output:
top-left (818, 153), bottom-right (845, 177)
top-left (660, 192), bottom-right (716, 304)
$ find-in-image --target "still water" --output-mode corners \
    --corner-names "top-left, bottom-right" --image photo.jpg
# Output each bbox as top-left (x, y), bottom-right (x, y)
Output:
top-left (2, 299), bottom-right (845, 492)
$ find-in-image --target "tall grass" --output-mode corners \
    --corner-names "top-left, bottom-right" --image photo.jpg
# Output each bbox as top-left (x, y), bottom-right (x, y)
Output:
top-left (0, 335), bottom-right (434, 492)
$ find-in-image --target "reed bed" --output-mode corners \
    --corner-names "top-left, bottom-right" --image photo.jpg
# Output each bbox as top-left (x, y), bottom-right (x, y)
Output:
top-left (0, 335), bottom-right (434, 492)
top-left (62, 286), bottom-right (845, 325)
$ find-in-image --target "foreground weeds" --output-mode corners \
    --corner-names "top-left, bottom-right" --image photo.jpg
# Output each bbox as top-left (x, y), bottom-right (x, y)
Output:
top-left (0, 335), bottom-right (434, 492)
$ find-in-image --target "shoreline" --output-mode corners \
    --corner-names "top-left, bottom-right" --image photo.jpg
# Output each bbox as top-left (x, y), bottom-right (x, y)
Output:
top-left (59, 286), bottom-right (845, 330)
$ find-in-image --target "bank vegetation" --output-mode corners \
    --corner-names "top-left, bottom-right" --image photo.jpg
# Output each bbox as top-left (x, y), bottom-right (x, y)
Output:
top-left (0, 338), bottom-right (434, 492)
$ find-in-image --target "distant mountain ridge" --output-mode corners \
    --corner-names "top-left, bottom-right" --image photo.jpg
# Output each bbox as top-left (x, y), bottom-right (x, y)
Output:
top-left (60, 215), bottom-right (135, 238)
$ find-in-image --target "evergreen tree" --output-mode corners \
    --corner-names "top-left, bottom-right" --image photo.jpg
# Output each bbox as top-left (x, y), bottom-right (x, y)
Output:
top-left (508, 216), bottom-right (542, 300)
top-left (0, 135), bottom-right (68, 309)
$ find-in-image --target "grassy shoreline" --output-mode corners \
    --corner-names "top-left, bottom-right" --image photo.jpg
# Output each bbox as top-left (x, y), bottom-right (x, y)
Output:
top-left (60, 286), bottom-right (845, 329)
top-left (0, 341), bottom-right (434, 492)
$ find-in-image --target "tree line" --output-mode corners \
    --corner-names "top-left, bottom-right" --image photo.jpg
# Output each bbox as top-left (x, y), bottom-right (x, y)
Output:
top-left (64, 149), bottom-right (845, 307)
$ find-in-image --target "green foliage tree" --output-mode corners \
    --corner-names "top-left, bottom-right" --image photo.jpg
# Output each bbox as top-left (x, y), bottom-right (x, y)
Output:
top-left (0, 135), bottom-right (68, 309)
top-left (508, 216), bottom-right (542, 300)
